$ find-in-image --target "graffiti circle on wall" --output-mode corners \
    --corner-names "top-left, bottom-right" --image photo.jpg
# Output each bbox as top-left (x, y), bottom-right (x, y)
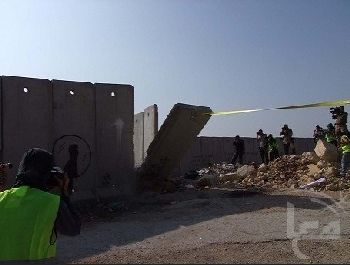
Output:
top-left (52, 135), bottom-right (91, 177)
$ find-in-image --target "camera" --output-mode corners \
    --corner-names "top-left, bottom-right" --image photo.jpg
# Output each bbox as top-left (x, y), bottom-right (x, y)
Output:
top-left (0, 163), bottom-right (13, 169)
top-left (330, 107), bottom-right (343, 119)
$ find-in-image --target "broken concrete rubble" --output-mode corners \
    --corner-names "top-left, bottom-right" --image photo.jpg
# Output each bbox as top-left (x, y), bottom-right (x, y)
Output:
top-left (314, 139), bottom-right (338, 162)
top-left (186, 152), bottom-right (349, 192)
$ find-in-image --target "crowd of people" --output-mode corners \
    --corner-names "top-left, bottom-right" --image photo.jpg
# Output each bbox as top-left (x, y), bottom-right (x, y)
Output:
top-left (231, 124), bottom-right (295, 167)
top-left (231, 106), bottom-right (350, 178)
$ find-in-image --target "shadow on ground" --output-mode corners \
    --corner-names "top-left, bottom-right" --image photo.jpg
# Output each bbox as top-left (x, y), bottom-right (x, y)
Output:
top-left (34, 189), bottom-right (337, 264)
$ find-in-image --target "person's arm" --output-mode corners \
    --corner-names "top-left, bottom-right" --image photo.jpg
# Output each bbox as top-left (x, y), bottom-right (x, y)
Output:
top-left (55, 196), bottom-right (81, 236)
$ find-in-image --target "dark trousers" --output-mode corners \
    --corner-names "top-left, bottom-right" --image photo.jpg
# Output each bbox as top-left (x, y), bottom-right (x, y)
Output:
top-left (283, 143), bottom-right (290, 155)
top-left (231, 152), bottom-right (244, 165)
top-left (259, 147), bottom-right (268, 164)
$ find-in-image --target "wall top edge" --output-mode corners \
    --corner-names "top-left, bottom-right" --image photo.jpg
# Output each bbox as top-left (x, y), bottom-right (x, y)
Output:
top-left (1, 76), bottom-right (133, 88)
top-left (94, 83), bottom-right (134, 89)
top-left (1, 75), bottom-right (50, 82)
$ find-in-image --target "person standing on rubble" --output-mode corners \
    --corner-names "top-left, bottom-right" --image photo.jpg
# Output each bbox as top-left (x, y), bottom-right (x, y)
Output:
top-left (231, 135), bottom-right (245, 166)
top-left (0, 148), bottom-right (81, 261)
top-left (280, 124), bottom-right (293, 155)
top-left (339, 135), bottom-right (350, 177)
top-left (313, 125), bottom-right (325, 144)
top-left (325, 123), bottom-right (337, 146)
top-left (257, 129), bottom-right (268, 164)
top-left (267, 134), bottom-right (279, 162)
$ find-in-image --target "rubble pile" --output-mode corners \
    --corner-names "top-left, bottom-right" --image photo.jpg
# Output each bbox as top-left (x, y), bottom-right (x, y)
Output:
top-left (192, 150), bottom-right (350, 192)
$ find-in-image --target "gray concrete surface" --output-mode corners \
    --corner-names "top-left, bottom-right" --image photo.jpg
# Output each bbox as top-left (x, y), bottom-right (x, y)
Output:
top-left (0, 76), bottom-right (135, 200)
top-left (52, 80), bottom-right (97, 201)
top-left (1, 76), bottom-right (53, 185)
top-left (134, 112), bottom-right (144, 167)
top-left (143, 104), bottom-right (158, 159)
top-left (95, 83), bottom-right (134, 196)
top-left (133, 104), bottom-right (158, 168)
top-left (140, 103), bottom-right (212, 180)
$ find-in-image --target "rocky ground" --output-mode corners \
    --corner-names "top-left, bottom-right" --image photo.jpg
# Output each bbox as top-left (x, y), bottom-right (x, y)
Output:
top-left (191, 143), bottom-right (349, 192)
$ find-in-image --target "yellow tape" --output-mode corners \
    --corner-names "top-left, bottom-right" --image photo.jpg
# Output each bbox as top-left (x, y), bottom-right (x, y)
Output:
top-left (209, 99), bottom-right (350, 116)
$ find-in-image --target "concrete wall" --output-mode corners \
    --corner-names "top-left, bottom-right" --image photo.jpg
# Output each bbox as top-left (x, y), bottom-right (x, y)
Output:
top-left (0, 75), bottom-right (134, 201)
top-left (1, 76), bottom-right (53, 182)
top-left (95, 83), bottom-right (134, 195)
top-left (52, 80), bottom-right (97, 200)
top-left (172, 136), bottom-right (315, 176)
top-left (134, 112), bottom-right (144, 167)
top-left (133, 104), bottom-right (158, 167)
top-left (143, 104), bottom-right (158, 158)
top-left (140, 103), bottom-right (212, 180)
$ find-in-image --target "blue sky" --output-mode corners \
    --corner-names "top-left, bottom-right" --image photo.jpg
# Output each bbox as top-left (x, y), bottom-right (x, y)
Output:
top-left (0, 0), bottom-right (349, 137)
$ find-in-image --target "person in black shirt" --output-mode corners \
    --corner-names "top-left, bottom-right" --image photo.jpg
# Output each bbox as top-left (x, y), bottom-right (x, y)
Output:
top-left (231, 135), bottom-right (245, 166)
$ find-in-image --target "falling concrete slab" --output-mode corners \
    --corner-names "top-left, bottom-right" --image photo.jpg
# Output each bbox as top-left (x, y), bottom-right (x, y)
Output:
top-left (139, 103), bottom-right (212, 188)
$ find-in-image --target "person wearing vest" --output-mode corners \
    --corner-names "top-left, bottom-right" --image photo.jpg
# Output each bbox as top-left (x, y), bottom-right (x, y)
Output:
top-left (339, 135), bottom-right (350, 177)
top-left (0, 148), bottom-right (81, 261)
top-left (267, 134), bottom-right (279, 162)
top-left (325, 123), bottom-right (337, 146)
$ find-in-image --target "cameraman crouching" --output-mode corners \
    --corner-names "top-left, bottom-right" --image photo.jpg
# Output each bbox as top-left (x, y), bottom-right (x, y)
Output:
top-left (0, 148), bottom-right (81, 261)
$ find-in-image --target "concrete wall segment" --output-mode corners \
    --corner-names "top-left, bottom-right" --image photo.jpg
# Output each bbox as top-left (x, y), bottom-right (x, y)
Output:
top-left (52, 79), bottom-right (96, 200)
top-left (134, 112), bottom-right (144, 167)
top-left (143, 104), bottom-right (158, 158)
top-left (94, 83), bottom-right (135, 195)
top-left (1, 76), bottom-right (53, 186)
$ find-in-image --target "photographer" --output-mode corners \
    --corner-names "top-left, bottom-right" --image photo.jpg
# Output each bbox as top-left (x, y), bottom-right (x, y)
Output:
top-left (280, 124), bottom-right (293, 155)
top-left (0, 148), bottom-right (81, 261)
top-left (325, 123), bottom-right (337, 146)
top-left (330, 106), bottom-right (348, 138)
top-left (339, 135), bottom-right (350, 177)
top-left (313, 125), bottom-right (325, 144)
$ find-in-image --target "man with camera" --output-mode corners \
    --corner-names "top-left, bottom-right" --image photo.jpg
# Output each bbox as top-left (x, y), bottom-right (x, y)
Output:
top-left (0, 148), bottom-right (81, 261)
top-left (280, 124), bottom-right (293, 155)
top-left (330, 106), bottom-right (348, 140)
top-left (313, 125), bottom-right (325, 144)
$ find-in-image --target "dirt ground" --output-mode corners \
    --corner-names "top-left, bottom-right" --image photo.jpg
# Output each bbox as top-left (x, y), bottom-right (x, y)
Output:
top-left (42, 188), bottom-right (350, 264)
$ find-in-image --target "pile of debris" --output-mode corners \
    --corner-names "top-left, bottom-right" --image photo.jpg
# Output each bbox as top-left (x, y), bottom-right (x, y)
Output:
top-left (190, 140), bottom-right (350, 192)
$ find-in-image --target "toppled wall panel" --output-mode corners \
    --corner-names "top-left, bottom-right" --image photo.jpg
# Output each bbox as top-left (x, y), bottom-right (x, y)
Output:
top-left (95, 83), bottom-right (134, 195)
top-left (140, 103), bottom-right (211, 181)
top-left (1, 76), bottom-right (52, 185)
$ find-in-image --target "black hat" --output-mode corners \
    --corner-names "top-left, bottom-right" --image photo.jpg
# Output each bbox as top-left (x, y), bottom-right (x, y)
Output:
top-left (14, 148), bottom-right (59, 190)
